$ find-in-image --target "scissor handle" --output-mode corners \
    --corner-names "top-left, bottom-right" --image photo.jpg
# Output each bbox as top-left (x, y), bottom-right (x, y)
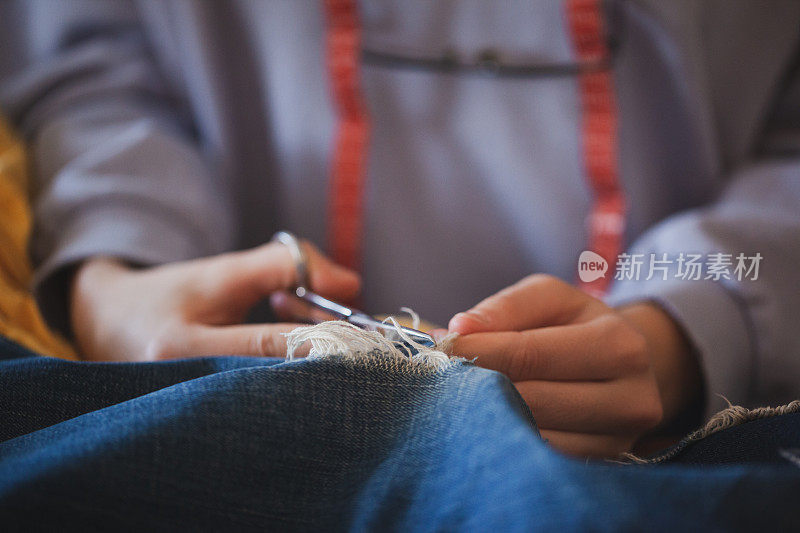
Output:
top-left (294, 286), bottom-right (352, 319)
top-left (273, 231), bottom-right (309, 288)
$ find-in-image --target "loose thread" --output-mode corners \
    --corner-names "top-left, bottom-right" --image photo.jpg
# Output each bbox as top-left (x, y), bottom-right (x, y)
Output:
top-left (284, 312), bottom-right (461, 371)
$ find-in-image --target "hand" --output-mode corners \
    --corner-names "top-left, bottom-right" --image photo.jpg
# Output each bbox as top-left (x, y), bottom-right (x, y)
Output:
top-left (448, 274), bottom-right (702, 459)
top-left (71, 241), bottom-right (360, 362)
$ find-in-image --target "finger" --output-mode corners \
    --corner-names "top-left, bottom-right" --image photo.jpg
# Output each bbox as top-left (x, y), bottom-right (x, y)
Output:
top-left (448, 274), bottom-right (601, 335)
top-left (430, 328), bottom-right (449, 343)
top-left (539, 429), bottom-right (634, 459)
top-left (302, 241), bottom-right (362, 298)
top-left (202, 241), bottom-right (361, 308)
top-left (452, 318), bottom-right (646, 381)
top-left (165, 323), bottom-right (308, 358)
top-left (515, 378), bottom-right (662, 434)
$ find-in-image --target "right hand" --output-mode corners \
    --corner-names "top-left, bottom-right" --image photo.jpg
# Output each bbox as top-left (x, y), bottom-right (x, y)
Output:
top-left (70, 241), bottom-right (360, 362)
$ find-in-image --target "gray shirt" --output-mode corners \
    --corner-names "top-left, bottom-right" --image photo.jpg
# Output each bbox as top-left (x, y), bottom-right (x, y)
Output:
top-left (1, 0), bottom-right (799, 415)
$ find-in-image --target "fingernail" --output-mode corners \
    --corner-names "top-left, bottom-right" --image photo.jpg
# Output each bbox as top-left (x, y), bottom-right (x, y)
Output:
top-left (449, 310), bottom-right (491, 334)
top-left (460, 310), bottom-right (491, 325)
top-left (330, 261), bottom-right (353, 273)
top-left (333, 264), bottom-right (359, 282)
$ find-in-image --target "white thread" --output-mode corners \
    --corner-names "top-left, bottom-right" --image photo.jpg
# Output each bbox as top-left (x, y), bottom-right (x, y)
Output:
top-left (399, 307), bottom-right (420, 329)
top-left (284, 316), bottom-right (461, 371)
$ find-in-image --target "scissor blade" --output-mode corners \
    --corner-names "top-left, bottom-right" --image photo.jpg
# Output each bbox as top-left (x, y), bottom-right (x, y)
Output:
top-left (294, 287), bottom-right (352, 319)
top-left (295, 288), bottom-right (435, 348)
top-left (348, 312), bottom-right (436, 348)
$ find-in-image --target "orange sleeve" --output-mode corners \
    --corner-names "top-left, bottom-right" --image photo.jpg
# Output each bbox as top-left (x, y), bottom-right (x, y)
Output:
top-left (0, 116), bottom-right (76, 359)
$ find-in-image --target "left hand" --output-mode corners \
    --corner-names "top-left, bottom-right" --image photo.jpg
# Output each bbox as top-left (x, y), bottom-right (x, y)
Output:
top-left (447, 274), bottom-right (701, 459)
top-left (71, 241), bottom-right (360, 362)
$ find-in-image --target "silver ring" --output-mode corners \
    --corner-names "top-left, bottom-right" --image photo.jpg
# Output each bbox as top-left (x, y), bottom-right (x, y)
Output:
top-left (272, 231), bottom-right (309, 289)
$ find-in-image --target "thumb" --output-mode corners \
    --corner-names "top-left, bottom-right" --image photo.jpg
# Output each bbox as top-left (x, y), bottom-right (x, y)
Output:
top-left (204, 241), bottom-right (361, 308)
top-left (302, 241), bottom-right (362, 299)
top-left (448, 274), bottom-right (586, 335)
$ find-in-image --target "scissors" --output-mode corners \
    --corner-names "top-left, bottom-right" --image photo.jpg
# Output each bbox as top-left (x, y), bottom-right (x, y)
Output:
top-left (273, 231), bottom-right (436, 348)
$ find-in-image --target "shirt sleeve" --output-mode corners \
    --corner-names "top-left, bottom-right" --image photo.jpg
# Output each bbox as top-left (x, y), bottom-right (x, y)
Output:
top-left (606, 37), bottom-right (800, 417)
top-left (606, 160), bottom-right (800, 417)
top-left (0, 0), bottom-right (235, 334)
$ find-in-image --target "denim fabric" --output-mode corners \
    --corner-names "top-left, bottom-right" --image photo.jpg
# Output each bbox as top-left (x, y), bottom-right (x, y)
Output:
top-left (1, 336), bottom-right (799, 531)
top-left (650, 412), bottom-right (800, 466)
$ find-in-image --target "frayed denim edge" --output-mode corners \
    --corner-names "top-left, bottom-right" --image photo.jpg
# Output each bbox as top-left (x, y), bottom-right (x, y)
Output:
top-left (283, 320), bottom-right (463, 374)
top-left (622, 399), bottom-right (800, 464)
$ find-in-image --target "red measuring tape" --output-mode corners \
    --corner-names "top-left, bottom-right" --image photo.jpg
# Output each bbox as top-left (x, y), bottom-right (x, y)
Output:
top-left (566, 0), bottom-right (625, 296)
top-left (323, 0), bottom-right (370, 273)
top-left (323, 0), bottom-right (624, 296)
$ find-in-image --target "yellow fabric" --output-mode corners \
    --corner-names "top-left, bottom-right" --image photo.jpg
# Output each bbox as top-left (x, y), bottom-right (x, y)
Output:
top-left (0, 116), bottom-right (76, 359)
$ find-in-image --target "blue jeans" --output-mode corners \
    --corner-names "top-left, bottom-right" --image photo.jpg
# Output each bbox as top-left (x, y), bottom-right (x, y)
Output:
top-left (1, 336), bottom-right (798, 531)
